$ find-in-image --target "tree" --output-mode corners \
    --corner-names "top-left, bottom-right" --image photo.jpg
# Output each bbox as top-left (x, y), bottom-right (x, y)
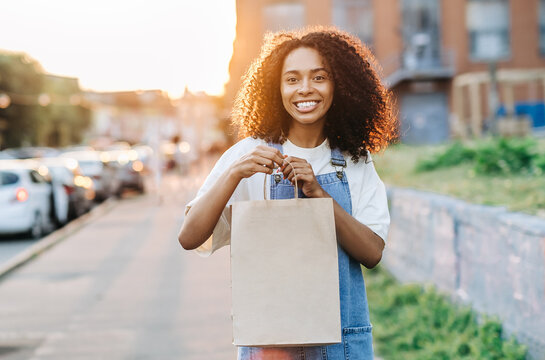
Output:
top-left (0, 52), bottom-right (91, 149)
top-left (0, 52), bottom-right (44, 148)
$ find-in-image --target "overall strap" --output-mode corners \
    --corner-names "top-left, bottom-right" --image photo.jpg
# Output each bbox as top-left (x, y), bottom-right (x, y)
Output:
top-left (330, 148), bottom-right (346, 180)
top-left (268, 142), bottom-right (284, 185)
top-left (330, 148), bottom-right (346, 166)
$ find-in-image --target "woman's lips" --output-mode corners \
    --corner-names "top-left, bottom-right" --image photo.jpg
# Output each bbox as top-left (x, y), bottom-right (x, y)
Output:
top-left (293, 100), bottom-right (320, 113)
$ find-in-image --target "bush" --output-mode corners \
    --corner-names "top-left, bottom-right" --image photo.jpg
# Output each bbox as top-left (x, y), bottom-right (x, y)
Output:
top-left (364, 266), bottom-right (527, 360)
top-left (416, 142), bottom-right (476, 172)
top-left (474, 138), bottom-right (537, 175)
top-left (416, 137), bottom-right (541, 176)
top-left (534, 153), bottom-right (545, 173)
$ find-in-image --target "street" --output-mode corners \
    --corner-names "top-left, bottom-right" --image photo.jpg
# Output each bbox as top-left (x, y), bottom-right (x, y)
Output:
top-left (0, 158), bottom-right (236, 360)
top-left (0, 238), bottom-right (40, 267)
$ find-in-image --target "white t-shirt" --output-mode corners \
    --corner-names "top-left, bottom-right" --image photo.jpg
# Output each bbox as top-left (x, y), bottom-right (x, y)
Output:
top-left (186, 137), bottom-right (390, 256)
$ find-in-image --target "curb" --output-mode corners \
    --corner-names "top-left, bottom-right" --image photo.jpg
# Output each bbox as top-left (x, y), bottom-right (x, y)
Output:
top-left (0, 198), bottom-right (119, 281)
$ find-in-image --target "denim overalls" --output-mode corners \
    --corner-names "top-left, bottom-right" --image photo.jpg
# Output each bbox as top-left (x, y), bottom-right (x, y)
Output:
top-left (238, 144), bottom-right (374, 360)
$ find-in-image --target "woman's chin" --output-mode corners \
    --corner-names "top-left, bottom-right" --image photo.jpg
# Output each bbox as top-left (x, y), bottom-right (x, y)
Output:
top-left (290, 117), bottom-right (325, 127)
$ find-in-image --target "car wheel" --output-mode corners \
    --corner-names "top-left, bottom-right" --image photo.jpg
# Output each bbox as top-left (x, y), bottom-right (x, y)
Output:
top-left (29, 212), bottom-right (44, 239)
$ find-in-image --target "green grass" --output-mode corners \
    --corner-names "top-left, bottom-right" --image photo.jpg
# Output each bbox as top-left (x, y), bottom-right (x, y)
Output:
top-left (364, 266), bottom-right (528, 360)
top-left (373, 138), bottom-right (545, 218)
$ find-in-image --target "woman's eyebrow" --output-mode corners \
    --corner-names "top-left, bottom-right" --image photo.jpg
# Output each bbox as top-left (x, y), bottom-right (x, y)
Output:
top-left (311, 67), bottom-right (329, 73)
top-left (282, 67), bottom-right (329, 76)
top-left (282, 70), bottom-right (299, 76)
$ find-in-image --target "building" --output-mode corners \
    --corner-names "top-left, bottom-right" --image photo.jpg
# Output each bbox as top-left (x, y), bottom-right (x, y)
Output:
top-left (83, 90), bottom-right (178, 146)
top-left (226, 0), bottom-right (545, 143)
top-left (84, 89), bottom-right (226, 160)
top-left (175, 88), bottom-right (227, 155)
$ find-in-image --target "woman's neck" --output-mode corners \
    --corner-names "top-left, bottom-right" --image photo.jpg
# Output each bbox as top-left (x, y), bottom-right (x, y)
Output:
top-left (287, 121), bottom-right (326, 148)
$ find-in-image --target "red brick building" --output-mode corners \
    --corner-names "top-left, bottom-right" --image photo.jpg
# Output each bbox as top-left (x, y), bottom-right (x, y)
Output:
top-left (226, 0), bottom-right (545, 143)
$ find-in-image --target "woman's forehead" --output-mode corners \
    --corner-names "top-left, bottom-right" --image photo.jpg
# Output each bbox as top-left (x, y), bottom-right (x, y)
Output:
top-left (282, 47), bottom-right (328, 73)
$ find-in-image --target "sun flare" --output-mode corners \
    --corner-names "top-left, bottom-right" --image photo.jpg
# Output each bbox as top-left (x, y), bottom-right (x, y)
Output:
top-left (0, 0), bottom-right (236, 97)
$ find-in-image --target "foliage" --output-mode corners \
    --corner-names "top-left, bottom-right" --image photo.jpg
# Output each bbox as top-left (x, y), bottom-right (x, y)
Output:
top-left (0, 52), bottom-right (44, 147)
top-left (374, 138), bottom-right (545, 217)
top-left (0, 51), bottom-right (91, 149)
top-left (535, 153), bottom-right (545, 172)
top-left (364, 266), bottom-right (528, 360)
top-left (473, 138), bottom-right (537, 175)
top-left (415, 137), bottom-right (541, 176)
top-left (416, 141), bottom-right (476, 172)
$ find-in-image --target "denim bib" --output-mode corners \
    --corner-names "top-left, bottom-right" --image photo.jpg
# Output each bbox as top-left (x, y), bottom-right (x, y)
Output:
top-left (238, 144), bottom-right (374, 360)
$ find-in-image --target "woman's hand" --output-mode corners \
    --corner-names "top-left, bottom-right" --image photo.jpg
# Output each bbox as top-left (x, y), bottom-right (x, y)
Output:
top-left (179, 145), bottom-right (284, 251)
top-left (281, 156), bottom-right (327, 198)
top-left (229, 145), bottom-right (285, 181)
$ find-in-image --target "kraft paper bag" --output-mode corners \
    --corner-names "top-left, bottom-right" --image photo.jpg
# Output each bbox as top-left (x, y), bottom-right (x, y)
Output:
top-left (230, 176), bottom-right (341, 347)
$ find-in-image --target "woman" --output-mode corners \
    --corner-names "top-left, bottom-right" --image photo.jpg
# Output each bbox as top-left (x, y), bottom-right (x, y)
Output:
top-left (179, 26), bottom-right (397, 360)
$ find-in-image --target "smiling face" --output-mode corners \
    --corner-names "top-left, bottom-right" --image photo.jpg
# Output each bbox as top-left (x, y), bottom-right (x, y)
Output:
top-left (280, 47), bottom-right (334, 129)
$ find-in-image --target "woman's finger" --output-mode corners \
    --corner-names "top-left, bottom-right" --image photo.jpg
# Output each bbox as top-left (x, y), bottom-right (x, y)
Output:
top-left (281, 156), bottom-right (306, 170)
top-left (256, 146), bottom-right (284, 167)
top-left (286, 166), bottom-right (312, 182)
top-left (250, 163), bottom-right (273, 175)
top-left (251, 155), bottom-right (276, 169)
top-left (282, 161), bottom-right (312, 179)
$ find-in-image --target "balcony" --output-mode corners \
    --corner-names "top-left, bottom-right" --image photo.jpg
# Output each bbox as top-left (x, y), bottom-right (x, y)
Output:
top-left (381, 47), bottom-right (457, 88)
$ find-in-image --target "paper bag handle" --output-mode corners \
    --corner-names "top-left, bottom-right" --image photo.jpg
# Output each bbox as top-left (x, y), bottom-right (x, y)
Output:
top-left (263, 158), bottom-right (299, 200)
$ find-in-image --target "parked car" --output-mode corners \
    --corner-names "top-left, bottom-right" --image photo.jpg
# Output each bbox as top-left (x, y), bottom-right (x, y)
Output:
top-left (3, 146), bottom-right (61, 159)
top-left (60, 151), bottom-right (120, 201)
top-left (0, 151), bottom-right (14, 160)
top-left (62, 145), bottom-right (95, 152)
top-left (102, 149), bottom-right (145, 193)
top-left (35, 157), bottom-right (96, 220)
top-left (132, 144), bottom-right (154, 174)
top-left (21, 159), bottom-right (72, 227)
top-left (0, 160), bottom-right (52, 238)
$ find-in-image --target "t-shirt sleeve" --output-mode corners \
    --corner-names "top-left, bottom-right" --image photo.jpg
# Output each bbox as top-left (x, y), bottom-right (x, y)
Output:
top-left (184, 202), bottom-right (231, 257)
top-left (184, 147), bottom-right (240, 257)
top-left (351, 160), bottom-right (390, 242)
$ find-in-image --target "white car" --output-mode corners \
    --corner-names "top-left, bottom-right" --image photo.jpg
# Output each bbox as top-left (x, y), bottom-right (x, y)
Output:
top-left (0, 160), bottom-right (52, 238)
top-left (35, 157), bottom-right (95, 219)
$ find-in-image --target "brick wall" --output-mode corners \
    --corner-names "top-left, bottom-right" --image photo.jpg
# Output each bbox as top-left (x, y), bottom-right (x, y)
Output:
top-left (384, 187), bottom-right (545, 359)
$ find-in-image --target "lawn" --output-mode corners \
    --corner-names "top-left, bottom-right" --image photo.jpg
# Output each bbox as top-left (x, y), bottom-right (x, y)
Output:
top-left (364, 266), bottom-right (527, 360)
top-left (372, 137), bottom-right (545, 218)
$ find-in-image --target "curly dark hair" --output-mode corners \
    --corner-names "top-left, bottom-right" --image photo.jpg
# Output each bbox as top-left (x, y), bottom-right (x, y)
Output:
top-left (232, 26), bottom-right (398, 162)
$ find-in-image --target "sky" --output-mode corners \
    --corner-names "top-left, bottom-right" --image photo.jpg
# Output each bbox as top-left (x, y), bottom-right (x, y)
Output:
top-left (0, 0), bottom-right (237, 98)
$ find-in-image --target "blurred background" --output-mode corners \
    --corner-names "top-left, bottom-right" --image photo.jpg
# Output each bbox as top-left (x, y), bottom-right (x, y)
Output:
top-left (0, 1), bottom-right (543, 359)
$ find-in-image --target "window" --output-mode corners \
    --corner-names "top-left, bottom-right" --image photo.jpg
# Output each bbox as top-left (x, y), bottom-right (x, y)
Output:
top-left (262, 2), bottom-right (305, 33)
top-left (539, 0), bottom-right (545, 55)
top-left (401, 0), bottom-right (441, 69)
top-left (0, 171), bottom-right (19, 186)
top-left (467, 0), bottom-right (510, 61)
top-left (30, 170), bottom-right (47, 184)
top-left (332, 0), bottom-right (373, 46)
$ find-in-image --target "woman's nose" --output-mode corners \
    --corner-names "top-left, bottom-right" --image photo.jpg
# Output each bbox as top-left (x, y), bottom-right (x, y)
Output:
top-left (297, 79), bottom-right (313, 95)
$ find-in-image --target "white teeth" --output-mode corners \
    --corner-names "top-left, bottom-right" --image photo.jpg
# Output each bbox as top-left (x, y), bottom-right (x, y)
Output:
top-left (295, 101), bottom-right (318, 109)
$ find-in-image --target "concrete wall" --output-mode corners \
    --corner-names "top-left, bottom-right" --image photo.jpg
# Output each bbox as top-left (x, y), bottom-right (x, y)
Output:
top-left (384, 187), bottom-right (545, 360)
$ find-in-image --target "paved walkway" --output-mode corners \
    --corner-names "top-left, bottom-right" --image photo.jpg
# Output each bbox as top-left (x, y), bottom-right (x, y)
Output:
top-left (0, 161), bottom-right (236, 360)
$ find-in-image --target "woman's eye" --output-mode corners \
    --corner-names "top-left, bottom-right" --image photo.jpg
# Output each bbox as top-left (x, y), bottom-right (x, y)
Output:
top-left (286, 77), bottom-right (298, 83)
top-left (314, 75), bottom-right (326, 81)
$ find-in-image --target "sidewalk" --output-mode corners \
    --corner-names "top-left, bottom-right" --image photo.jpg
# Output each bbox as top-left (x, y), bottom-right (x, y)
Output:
top-left (0, 168), bottom-right (236, 359)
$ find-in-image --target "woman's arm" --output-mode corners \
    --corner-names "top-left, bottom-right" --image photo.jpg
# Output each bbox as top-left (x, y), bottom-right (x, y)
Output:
top-left (178, 166), bottom-right (241, 250)
top-left (327, 196), bottom-right (385, 268)
top-left (178, 145), bottom-right (284, 250)
top-left (281, 156), bottom-right (385, 268)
